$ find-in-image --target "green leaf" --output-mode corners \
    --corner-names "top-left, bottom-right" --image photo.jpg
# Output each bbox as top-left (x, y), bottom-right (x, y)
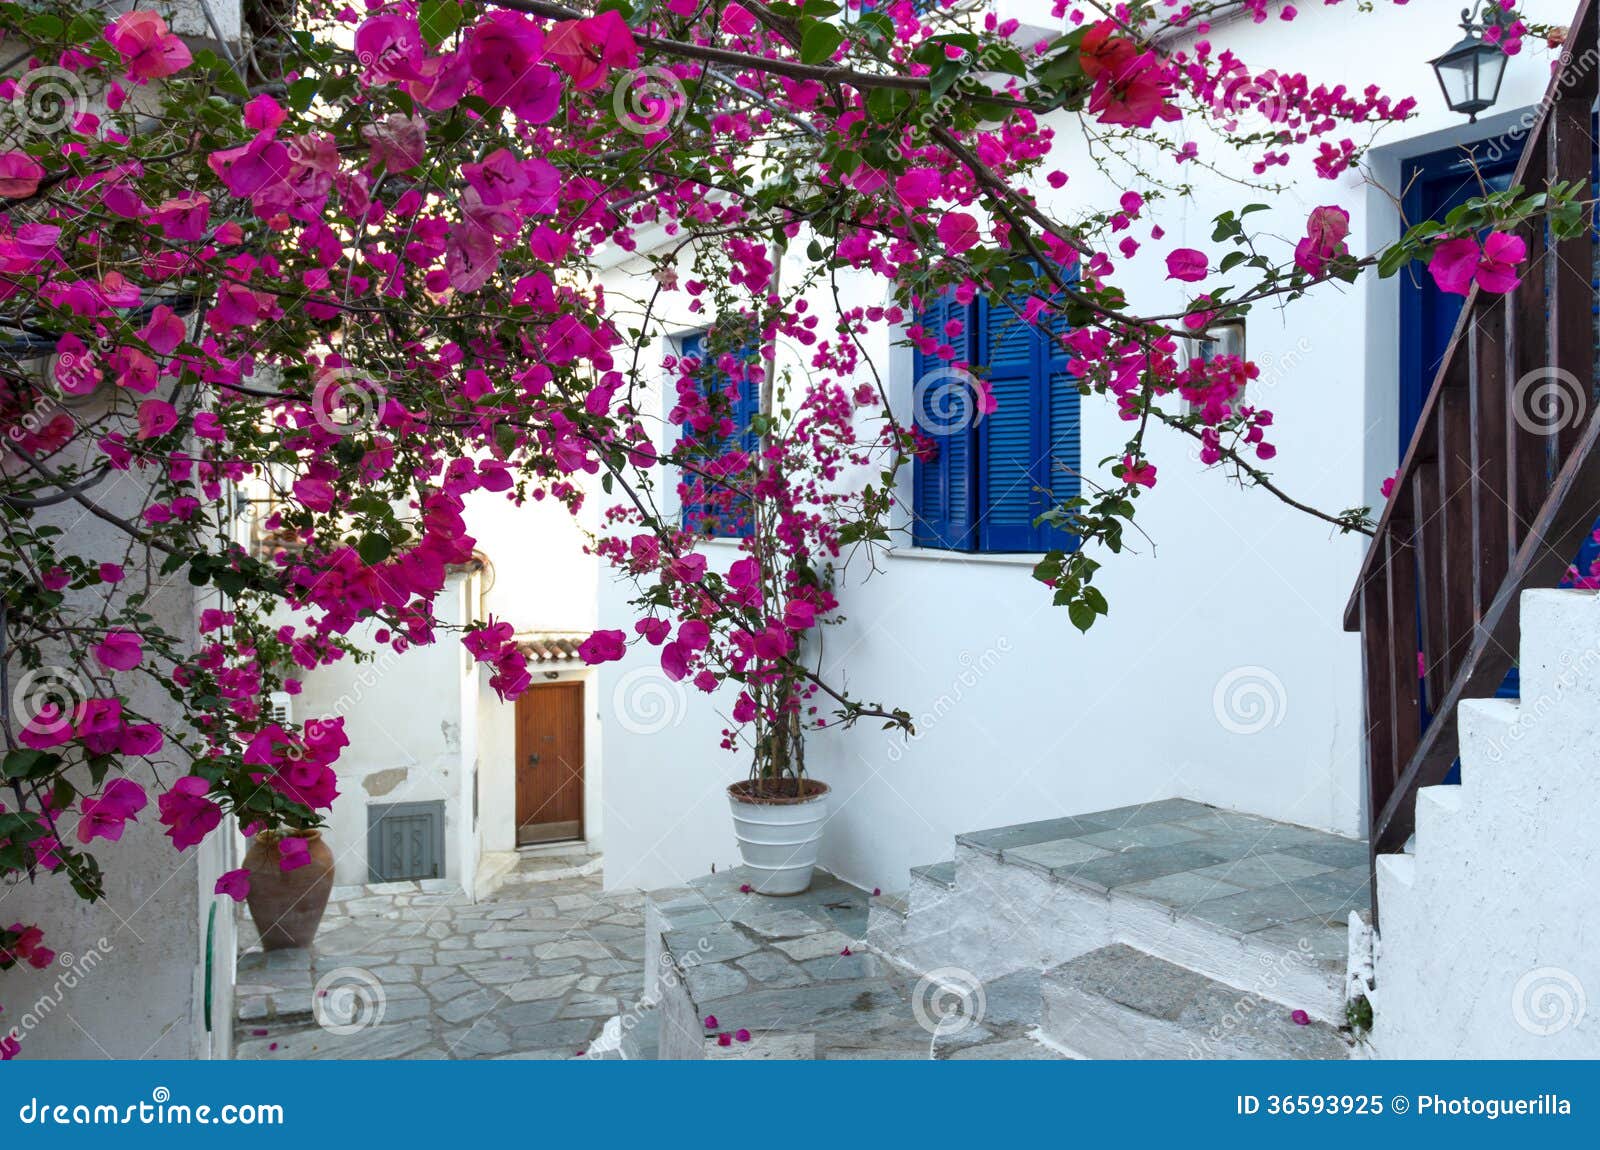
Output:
top-left (357, 533), bottom-right (393, 564)
top-left (800, 22), bottom-right (845, 65)
top-left (3, 749), bottom-right (59, 781)
top-left (287, 76), bottom-right (321, 112)
top-left (23, 13), bottom-right (64, 40)
top-left (419, 0), bottom-right (465, 46)
top-left (1068, 601), bottom-right (1097, 632)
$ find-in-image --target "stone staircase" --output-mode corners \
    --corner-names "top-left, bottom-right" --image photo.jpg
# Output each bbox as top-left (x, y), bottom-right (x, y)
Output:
top-left (867, 798), bottom-right (1365, 1059)
top-left (1369, 589), bottom-right (1600, 1058)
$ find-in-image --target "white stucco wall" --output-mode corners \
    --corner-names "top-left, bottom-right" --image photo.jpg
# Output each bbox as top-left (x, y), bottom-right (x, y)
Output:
top-left (289, 570), bottom-right (477, 887)
top-left (2, 406), bottom-right (233, 1058)
top-left (594, 1), bottom-right (1580, 896)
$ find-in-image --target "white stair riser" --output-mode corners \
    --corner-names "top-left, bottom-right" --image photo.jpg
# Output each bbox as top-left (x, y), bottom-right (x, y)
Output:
top-left (1041, 980), bottom-right (1346, 1061)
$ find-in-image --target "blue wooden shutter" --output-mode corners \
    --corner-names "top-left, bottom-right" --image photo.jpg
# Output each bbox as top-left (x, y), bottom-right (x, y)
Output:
top-left (912, 293), bottom-right (976, 549)
top-left (976, 294), bottom-right (1041, 552)
top-left (676, 330), bottom-right (712, 532)
top-left (1042, 297), bottom-right (1082, 552)
top-left (676, 332), bottom-right (755, 538)
top-left (974, 278), bottom-right (1081, 553)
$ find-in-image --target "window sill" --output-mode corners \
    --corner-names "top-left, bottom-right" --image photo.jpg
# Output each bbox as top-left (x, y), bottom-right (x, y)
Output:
top-left (890, 547), bottom-right (1045, 569)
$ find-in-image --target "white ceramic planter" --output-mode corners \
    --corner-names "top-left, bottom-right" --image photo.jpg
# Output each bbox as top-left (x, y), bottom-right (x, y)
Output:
top-left (727, 780), bottom-right (830, 895)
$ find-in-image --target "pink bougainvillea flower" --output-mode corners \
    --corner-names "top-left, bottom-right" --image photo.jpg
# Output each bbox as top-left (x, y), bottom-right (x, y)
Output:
top-left (158, 775), bottom-right (223, 851)
top-left (139, 304), bottom-right (186, 355)
top-left (149, 194), bottom-right (210, 242)
top-left (715, 1032), bottom-right (732, 1047)
top-left (1475, 231), bottom-right (1526, 293)
top-left (118, 723), bottom-right (163, 757)
top-left (0, 151), bottom-right (45, 199)
top-left (872, 887), bottom-right (882, 896)
top-left (937, 212), bottom-right (981, 254)
top-left (98, 563), bottom-right (125, 584)
top-left (1121, 455), bottom-right (1158, 488)
top-left (703, 1014), bottom-right (718, 1029)
top-left (1380, 468), bottom-right (1401, 499)
top-left (105, 12), bottom-right (193, 84)
top-left (578, 628), bottom-right (627, 665)
top-left (215, 869), bottom-right (251, 902)
top-left (895, 167), bottom-right (941, 208)
top-left (1, 923), bottom-right (54, 969)
top-left (19, 704), bottom-right (72, 750)
top-left (1427, 237), bottom-right (1482, 296)
top-left (92, 629), bottom-right (142, 671)
top-left (1293, 205), bottom-right (1350, 276)
top-left (543, 11), bottom-right (640, 91)
top-left (1165, 248), bottom-right (1209, 282)
top-left (1290, 1009), bottom-right (1311, 1026)
top-left (735, 1028), bottom-right (751, 1042)
top-left (353, 13), bottom-right (424, 84)
top-left (75, 778), bottom-right (148, 844)
top-left (136, 398), bottom-right (179, 440)
top-left (277, 836), bottom-right (311, 872)
top-left (739, 883), bottom-right (752, 894)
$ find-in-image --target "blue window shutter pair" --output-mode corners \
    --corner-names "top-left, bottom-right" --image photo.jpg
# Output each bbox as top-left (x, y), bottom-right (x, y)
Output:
top-left (911, 294), bottom-right (976, 549)
top-left (912, 290), bottom-right (1080, 553)
top-left (676, 331), bottom-right (757, 538)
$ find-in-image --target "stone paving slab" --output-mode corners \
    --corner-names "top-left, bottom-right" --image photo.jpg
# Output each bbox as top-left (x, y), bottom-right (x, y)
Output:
top-left (234, 858), bottom-right (645, 1061)
top-left (649, 867), bottom-right (1065, 1060)
top-left (956, 799), bottom-right (1369, 940)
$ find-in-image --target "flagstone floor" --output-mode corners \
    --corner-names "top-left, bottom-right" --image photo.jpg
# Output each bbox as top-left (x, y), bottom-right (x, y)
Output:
top-left (232, 852), bottom-right (646, 1060)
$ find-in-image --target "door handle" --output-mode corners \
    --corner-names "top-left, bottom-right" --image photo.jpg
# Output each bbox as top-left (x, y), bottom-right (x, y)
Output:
top-left (527, 753), bottom-right (541, 767)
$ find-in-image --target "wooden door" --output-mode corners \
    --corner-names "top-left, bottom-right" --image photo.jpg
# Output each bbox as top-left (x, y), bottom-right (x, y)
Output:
top-left (515, 681), bottom-right (585, 845)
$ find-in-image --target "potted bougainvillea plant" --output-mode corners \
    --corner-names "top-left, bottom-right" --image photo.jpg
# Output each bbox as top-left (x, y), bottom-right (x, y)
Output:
top-left (0, 0), bottom-right (1573, 1055)
top-left (594, 298), bottom-right (914, 894)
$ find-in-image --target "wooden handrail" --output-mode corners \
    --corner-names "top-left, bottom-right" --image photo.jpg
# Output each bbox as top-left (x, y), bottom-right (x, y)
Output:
top-left (1344, 0), bottom-right (1595, 630)
top-left (1346, 0), bottom-right (1600, 921)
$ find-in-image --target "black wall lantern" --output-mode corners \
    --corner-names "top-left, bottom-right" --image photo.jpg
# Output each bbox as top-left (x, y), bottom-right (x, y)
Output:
top-left (1431, 5), bottom-right (1514, 122)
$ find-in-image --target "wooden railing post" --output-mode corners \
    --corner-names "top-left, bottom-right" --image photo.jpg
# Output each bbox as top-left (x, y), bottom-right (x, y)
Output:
top-left (1471, 301), bottom-right (1512, 620)
top-left (1545, 50), bottom-right (1598, 470)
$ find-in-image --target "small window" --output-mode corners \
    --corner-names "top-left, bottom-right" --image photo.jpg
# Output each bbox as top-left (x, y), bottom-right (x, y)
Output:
top-left (673, 330), bottom-right (759, 539)
top-left (367, 800), bottom-right (444, 883)
top-left (910, 285), bottom-right (1081, 554)
top-left (1183, 320), bottom-right (1248, 419)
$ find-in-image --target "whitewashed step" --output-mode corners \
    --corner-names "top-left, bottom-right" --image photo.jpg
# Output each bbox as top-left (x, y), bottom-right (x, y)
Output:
top-left (1414, 785), bottom-right (1463, 854)
top-left (1514, 588), bottom-right (1600, 707)
top-left (1041, 944), bottom-right (1351, 1060)
top-left (933, 801), bottom-right (1361, 1021)
top-left (1375, 852), bottom-right (1416, 889)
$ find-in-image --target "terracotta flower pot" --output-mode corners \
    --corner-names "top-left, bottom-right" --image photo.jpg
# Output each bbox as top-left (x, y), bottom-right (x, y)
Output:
top-left (244, 830), bottom-right (335, 950)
